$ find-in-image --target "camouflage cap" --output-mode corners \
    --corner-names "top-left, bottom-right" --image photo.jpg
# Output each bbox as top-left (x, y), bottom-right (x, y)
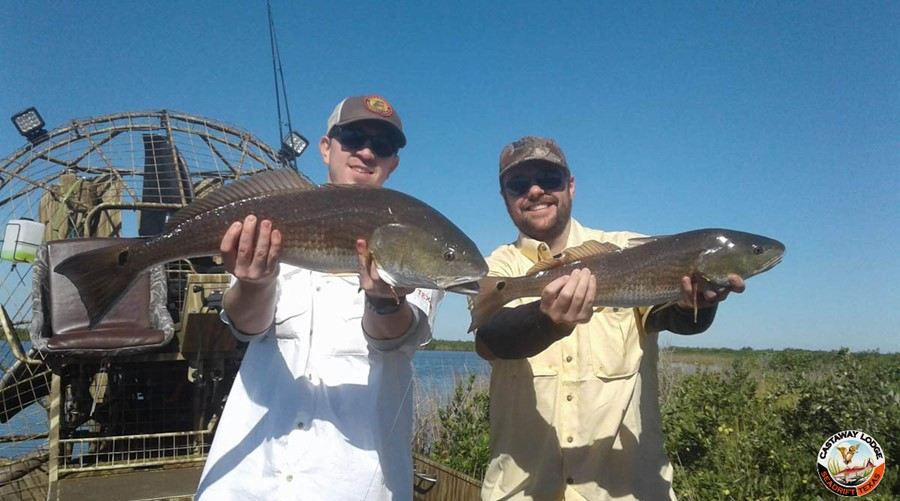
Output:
top-left (498, 136), bottom-right (569, 177)
top-left (326, 95), bottom-right (406, 148)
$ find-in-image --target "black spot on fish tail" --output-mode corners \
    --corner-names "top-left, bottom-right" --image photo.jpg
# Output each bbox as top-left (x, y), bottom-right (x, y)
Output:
top-left (468, 276), bottom-right (510, 332)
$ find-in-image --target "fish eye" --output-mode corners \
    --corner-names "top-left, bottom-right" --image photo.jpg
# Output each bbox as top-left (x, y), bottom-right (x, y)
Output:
top-left (443, 248), bottom-right (456, 261)
top-left (753, 246), bottom-right (764, 255)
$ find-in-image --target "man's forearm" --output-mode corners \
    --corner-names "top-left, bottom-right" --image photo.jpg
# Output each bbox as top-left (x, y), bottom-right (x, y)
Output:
top-left (222, 279), bottom-right (277, 336)
top-left (362, 294), bottom-right (415, 340)
top-left (646, 303), bottom-right (717, 335)
top-left (475, 301), bottom-right (574, 359)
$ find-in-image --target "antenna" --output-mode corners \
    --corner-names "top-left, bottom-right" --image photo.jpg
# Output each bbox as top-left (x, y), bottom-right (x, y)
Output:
top-left (267, 1), bottom-right (306, 169)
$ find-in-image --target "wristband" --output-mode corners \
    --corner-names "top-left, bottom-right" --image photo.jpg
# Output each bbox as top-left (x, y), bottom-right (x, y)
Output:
top-left (365, 294), bottom-right (407, 315)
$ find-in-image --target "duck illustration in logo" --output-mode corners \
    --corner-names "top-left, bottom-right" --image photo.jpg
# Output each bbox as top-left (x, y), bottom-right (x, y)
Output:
top-left (837, 443), bottom-right (860, 466)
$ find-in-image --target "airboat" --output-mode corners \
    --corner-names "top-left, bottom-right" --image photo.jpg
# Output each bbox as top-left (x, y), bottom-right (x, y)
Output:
top-left (0, 109), bottom-right (481, 501)
top-left (0, 108), bottom-right (296, 500)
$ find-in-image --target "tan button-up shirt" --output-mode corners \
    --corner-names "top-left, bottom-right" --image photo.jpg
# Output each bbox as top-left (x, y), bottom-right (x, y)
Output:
top-left (480, 219), bottom-right (677, 501)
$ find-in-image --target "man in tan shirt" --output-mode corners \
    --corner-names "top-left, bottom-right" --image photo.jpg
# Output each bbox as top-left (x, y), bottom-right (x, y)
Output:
top-left (475, 136), bottom-right (746, 501)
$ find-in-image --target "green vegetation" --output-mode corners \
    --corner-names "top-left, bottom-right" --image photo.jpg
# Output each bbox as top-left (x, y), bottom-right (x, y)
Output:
top-left (415, 348), bottom-right (900, 499)
top-left (426, 373), bottom-right (491, 476)
top-left (0, 327), bottom-right (30, 344)
top-left (422, 339), bottom-right (475, 351)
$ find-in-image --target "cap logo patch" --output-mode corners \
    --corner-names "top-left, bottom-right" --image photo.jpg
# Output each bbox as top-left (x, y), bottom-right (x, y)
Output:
top-left (364, 95), bottom-right (394, 117)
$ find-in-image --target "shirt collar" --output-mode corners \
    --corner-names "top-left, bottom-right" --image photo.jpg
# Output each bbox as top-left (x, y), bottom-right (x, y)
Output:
top-left (515, 218), bottom-right (589, 264)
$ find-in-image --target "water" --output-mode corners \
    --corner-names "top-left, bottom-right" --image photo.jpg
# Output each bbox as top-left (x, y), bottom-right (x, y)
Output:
top-left (412, 350), bottom-right (490, 399)
top-left (0, 349), bottom-right (489, 459)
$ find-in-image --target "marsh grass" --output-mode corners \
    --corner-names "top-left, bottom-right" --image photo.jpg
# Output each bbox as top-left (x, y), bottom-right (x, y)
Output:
top-left (414, 370), bottom-right (490, 480)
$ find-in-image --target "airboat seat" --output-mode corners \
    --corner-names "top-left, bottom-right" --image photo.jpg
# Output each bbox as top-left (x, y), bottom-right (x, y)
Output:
top-left (28, 238), bottom-right (174, 356)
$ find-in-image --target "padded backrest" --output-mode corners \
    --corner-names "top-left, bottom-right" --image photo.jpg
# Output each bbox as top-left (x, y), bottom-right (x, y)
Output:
top-left (29, 239), bottom-right (174, 355)
top-left (47, 238), bottom-right (152, 334)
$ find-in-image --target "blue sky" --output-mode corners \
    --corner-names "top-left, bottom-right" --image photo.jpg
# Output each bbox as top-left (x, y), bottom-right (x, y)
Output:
top-left (2, 1), bottom-right (898, 351)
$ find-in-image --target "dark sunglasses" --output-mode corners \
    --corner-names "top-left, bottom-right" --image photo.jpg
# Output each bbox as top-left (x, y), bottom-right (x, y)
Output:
top-left (503, 169), bottom-right (568, 197)
top-left (328, 125), bottom-right (399, 158)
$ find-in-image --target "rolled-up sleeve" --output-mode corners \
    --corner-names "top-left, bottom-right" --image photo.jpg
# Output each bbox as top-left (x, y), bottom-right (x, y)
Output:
top-left (364, 304), bottom-right (429, 354)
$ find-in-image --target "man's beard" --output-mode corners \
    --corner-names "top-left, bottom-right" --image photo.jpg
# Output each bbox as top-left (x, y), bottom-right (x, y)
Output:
top-left (510, 202), bottom-right (571, 244)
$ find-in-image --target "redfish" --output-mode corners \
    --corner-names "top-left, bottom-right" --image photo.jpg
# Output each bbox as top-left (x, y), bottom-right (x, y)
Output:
top-left (55, 169), bottom-right (488, 328)
top-left (468, 229), bottom-right (784, 331)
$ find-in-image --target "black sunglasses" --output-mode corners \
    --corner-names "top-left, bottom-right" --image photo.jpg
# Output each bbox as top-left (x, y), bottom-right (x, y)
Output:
top-left (329, 125), bottom-right (399, 158)
top-left (503, 169), bottom-right (568, 197)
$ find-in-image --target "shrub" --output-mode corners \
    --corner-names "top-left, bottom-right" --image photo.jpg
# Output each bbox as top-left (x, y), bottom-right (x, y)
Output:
top-left (415, 349), bottom-right (900, 499)
top-left (425, 373), bottom-right (491, 479)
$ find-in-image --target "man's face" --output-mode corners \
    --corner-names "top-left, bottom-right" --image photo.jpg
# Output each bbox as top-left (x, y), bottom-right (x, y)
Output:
top-left (501, 162), bottom-right (574, 243)
top-left (319, 120), bottom-right (400, 186)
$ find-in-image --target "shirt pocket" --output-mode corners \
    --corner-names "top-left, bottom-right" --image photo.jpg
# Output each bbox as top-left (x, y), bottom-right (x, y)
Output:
top-left (526, 345), bottom-right (561, 377)
top-left (273, 269), bottom-right (311, 338)
top-left (586, 307), bottom-right (643, 379)
top-left (315, 275), bottom-right (369, 356)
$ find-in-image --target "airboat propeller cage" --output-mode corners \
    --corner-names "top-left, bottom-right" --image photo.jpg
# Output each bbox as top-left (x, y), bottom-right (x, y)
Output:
top-left (1, 219), bottom-right (45, 263)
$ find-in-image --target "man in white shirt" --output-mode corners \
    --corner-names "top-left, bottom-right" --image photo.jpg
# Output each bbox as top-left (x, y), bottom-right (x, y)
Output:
top-left (196, 95), bottom-right (442, 501)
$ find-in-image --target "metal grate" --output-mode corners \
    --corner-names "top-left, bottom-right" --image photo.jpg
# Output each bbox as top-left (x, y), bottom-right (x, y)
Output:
top-left (1, 110), bottom-right (285, 500)
top-left (59, 430), bottom-right (210, 472)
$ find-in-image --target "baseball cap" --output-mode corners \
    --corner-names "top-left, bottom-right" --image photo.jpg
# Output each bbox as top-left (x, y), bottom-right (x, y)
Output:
top-left (326, 95), bottom-right (406, 148)
top-left (498, 136), bottom-right (569, 178)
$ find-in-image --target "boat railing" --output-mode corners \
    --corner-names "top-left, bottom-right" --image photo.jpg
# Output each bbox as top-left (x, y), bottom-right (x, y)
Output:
top-left (57, 429), bottom-right (211, 473)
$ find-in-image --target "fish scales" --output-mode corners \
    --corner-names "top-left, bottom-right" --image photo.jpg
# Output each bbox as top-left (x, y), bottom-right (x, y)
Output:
top-left (140, 188), bottom-right (435, 272)
top-left (486, 239), bottom-right (698, 307)
top-left (55, 170), bottom-right (488, 328)
top-left (467, 228), bottom-right (784, 331)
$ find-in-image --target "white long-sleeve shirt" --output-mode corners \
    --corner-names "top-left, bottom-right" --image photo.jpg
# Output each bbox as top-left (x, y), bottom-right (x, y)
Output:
top-left (196, 265), bottom-right (441, 501)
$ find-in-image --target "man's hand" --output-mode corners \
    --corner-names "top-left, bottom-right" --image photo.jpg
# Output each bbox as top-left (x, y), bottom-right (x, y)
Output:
top-left (356, 239), bottom-right (415, 340)
top-left (677, 274), bottom-right (746, 310)
top-left (539, 268), bottom-right (597, 329)
top-left (220, 215), bottom-right (282, 285)
top-left (218, 215), bottom-right (282, 336)
top-left (356, 239), bottom-right (414, 299)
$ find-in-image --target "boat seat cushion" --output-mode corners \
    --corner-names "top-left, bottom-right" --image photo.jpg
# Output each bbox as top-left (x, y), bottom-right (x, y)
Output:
top-left (29, 238), bottom-right (174, 355)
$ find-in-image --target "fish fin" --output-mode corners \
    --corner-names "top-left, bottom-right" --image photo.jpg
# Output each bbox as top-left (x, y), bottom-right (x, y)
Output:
top-left (562, 240), bottom-right (621, 260)
top-left (526, 241), bottom-right (621, 274)
top-left (53, 242), bottom-right (142, 329)
top-left (652, 301), bottom-right (679, 313)
top-left (467, 277), bottom-right (511, 332)
top-left (692, 281), bottom-right (699, 323)
top-left (626, 235), bottom-right (661, 248)
top-left (164, 170), bottom-right (315, 231)
top-left (525, 258), bottom-right (565, 275)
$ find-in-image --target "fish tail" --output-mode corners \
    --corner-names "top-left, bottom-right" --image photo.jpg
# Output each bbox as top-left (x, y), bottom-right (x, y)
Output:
top-left (467, 276), bottom-right (512, 332)
top-left (53, 243), bottom-right (144, 329)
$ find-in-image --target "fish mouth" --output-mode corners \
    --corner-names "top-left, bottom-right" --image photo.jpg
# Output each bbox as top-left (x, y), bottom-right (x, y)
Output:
top-left (445, 281), bottom-right (481, 295)
top-left (759, 252), bottom-right (784, 273)
top-left (376, 265), bottom-right (484, 293)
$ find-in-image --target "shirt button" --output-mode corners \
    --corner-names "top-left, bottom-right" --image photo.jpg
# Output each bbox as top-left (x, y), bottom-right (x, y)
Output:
top-left (613, 307), bottom-right (620, 312)
top-left (567, 436), bottom-right (573, 443)
top-left (297, 421), bottom-right (304, 429)
top-left (566, 476), bottom-right (574, 484)
top-left (286, 474), bottom-right (293, 482)
top-left (566, 394), bottom-right (573, 402)
top-left (565, 355), bottom-right (573, 363)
